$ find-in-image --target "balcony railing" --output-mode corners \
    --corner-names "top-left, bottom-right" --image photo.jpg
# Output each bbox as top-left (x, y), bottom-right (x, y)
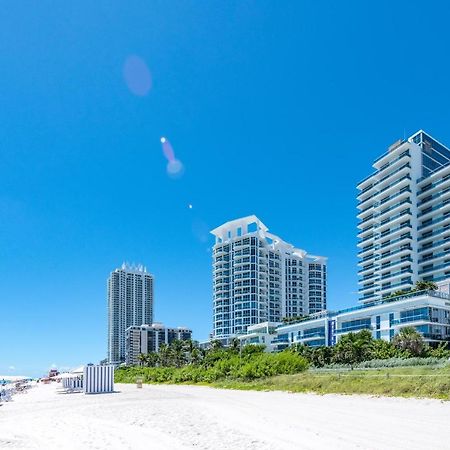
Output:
top-left (418, 214), bottom-right (450, 231)
top-left (418, 199), bottom-right (450, 218)
top-left (336, 324), bottom-right (372, 334)
top-left (392, 314), bottom-right (430, 325)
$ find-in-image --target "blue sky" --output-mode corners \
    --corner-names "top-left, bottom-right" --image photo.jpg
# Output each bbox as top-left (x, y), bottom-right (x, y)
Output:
top-left (1, 1), bottom-right (450, 377)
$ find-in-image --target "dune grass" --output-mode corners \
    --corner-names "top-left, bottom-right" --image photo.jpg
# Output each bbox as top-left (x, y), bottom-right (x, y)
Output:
top-left (211, 365), bottom-right (450, 400)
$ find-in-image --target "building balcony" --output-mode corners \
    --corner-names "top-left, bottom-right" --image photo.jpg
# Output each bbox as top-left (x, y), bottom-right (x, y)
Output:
top-left (378, 188), bottom-right (411, 211)
top-left (379, 268), bottom-right (413, 281)
top-left (376, 199), bottom-right (412, 222)
top-left (358, 245), bottom-right (376, 258)
top-left (391, 314), bottom-right (431, 326)
top-left (377, 209), bottom-right (412, 233)
top-left (417, 187), bottom-right (450, 207)
top-left (418, 263), bottom-right (450, 276)
top-left (358, 273), bottom-right (379, 284)
top-left (418, 172), bottom-right (450, 195)
top-left (418, 214), bottom-right (450, 232)
top-left (377, 246), bottom-right (412, 265)
top-left (336, 324), bottom-right (372, 334)
top-left (357, 263), bottom-right (377, 274)
top-left (379, 222), bottom-right (412, 242)
top-left (360, 282), bottom-right (377, 291)
top-left (379, 279), bottom-right (413, 294)
top-left (359, 293), bottom-right (379, 303)
top-left (357, 233), bottom-right (378, 247)
top-left (418, 226), bottom-right (450, 243)
top-left (379, 257), bottom-right (413, 274)
top-left (418, 251), bottom-right (448, 265)
top-left (417, 199), bottom-right (450, 220)
top-left (378, 234), bottom-right (412, 252)
top-left (419, 237), bottom-right (450, 253)
top-left (294, 333), bottom-right (326, 343)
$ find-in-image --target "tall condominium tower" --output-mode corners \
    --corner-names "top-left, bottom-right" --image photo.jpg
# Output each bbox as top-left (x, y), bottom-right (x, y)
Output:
top-left (357, 130), bottom-right (450, 303)
top-left (107, 263), bottom-right (153, 364)
top-left (211, 216), bottom-right (327, 339)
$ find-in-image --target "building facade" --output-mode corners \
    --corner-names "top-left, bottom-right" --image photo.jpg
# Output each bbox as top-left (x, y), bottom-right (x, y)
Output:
top-left (107, 263), bottom-right (154, 365)
top-left (239, 287), bottom-right (450, 351)
top-left (357, 130), bottom-right (450, 303)
top-left (125, 323), bottom-right (192, 366)
top-left (211, 216), bottom-right (327, 340)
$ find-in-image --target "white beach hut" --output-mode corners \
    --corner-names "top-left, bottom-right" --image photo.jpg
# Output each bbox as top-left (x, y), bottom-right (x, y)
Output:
top-left (83, 364), bottom-right (114, 394)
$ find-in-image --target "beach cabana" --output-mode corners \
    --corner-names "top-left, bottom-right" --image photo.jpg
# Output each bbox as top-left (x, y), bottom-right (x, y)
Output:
top-left (83, 365), bottom-right (114, 394)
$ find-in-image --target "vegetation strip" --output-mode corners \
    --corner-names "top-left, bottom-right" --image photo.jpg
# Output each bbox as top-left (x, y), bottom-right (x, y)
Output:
top-left (116, 327), bottom-right (450, 399)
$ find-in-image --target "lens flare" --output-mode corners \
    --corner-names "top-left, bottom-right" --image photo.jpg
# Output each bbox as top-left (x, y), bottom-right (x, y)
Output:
top-left (123, 55), bottom-right (152, 96)
top-left (167, 159), bottom-right (184, 177)
top-left (161, 138), bottom-right (175, 162)
top-left (160, 136), bottom-right (184, 178)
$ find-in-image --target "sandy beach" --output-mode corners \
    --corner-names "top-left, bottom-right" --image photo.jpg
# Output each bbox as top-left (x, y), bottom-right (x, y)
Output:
top-left (1, 382), bottom-right (449, 449)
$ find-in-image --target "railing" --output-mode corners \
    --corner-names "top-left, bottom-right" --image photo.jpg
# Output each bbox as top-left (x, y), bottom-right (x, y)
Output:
top-left (380, 268), bottom-right (412, 280)
top-left (378, 150), bottom-right (410, 172)
top-left (377, 246), bottom-right (412, 262)
top-left (419, 238), bottom-right (450, 253)
top-left (418, 263), bottom-right (449, 275)
top-left (418, 199), bottom-right (450, 218)
top-left (380, 222), bottom-right (411, 239)
top-left (345, 290), bottom-right (449, 315)
top-left (417, 214), bottom-right (450, 231)
top-left (357, 163), bottom-right (410, 194)
top-left (418, 251), bottom-right (447, 264)
top-left (418, 226), bottom-right (450, 242)
top-left (381, 279), bottom-right (412, 291)
top-left (379, 209), bottom-right (411, 228)
top-left (380, 257), bottom-right (412, 270)
top-left (417, 187), bottom-right (450, 207)
top-left (418, 174), bottom-right (450, 193)
top-left (336, 324), bottom-right (372, 334)
top-left (392, 314), bottom-right (430, 325)
top-left (379, 234), bottom-right (412, 249)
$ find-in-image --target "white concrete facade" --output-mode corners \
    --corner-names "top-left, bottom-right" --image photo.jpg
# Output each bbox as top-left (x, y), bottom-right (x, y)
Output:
top-left (357, 130), bottom-right (450, 302)
top-left (240, 290), bottom-right (450, 351)
top-left (211, 216), bottom-right (327, 339)
top-left (107, 263), bottom-right (154, 365)
top-left (125, 323), bottom-right (192, 366)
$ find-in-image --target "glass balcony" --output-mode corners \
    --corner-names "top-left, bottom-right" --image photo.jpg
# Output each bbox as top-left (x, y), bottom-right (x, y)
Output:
top-left (336, 324), bottom-right (372, 334)
top-left (418, 199), bottom-right (450, 218)
top-left (418, 263), bottom-right (450, 275)
top-left (417, 187), bottom-right (450, 207)
top-left (392, 314), bottom-right (430, 325)
top-left (417, 214), bottom-right (450, 231)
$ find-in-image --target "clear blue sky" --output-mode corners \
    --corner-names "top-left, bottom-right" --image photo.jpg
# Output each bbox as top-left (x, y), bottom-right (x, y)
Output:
top-left (1, 1), bottom-right (450, 377)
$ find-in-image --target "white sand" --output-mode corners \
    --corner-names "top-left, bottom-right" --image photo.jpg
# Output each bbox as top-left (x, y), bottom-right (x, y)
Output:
top-left (1, 383), bottom-right (449, 449)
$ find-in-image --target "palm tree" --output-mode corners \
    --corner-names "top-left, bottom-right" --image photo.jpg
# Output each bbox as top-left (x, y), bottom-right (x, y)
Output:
top-left (210, 339), bottom-right (223, 351)
top-left (145, 352), bottom-right (159, 367)
top-left (392, 326), bottom-right (425, 356)
top-left (158, 343), bottom-right (171, 367)
top-left (170, 340), bottom-right (187, 368)
top-left (333, 329), bottom-right (374, 368)
top-left (137, 353), bottom-right (147, 367)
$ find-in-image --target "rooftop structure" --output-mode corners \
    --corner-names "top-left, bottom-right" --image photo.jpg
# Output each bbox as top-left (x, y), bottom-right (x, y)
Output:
top-left (211, 216), bottom-right (327, 339)
top-left (357, 130), bottom-right (450, 303)
top-left (107, 263), bottom-right (154, 365)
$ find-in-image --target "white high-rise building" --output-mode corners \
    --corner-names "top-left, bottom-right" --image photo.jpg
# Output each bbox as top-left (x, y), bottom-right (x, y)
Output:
top-left (357, 130), bottom-right (450, 303)
top-left (211, 216), bottom-right (327, 340)
top-left (107, 263), bottom-right (153, 364)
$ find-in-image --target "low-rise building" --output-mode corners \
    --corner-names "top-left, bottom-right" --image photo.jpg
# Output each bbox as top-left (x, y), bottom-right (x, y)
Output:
top-left (125, 323), bottom-right (192, 366)
top-left (238, 289), bottom-right (450, 351)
